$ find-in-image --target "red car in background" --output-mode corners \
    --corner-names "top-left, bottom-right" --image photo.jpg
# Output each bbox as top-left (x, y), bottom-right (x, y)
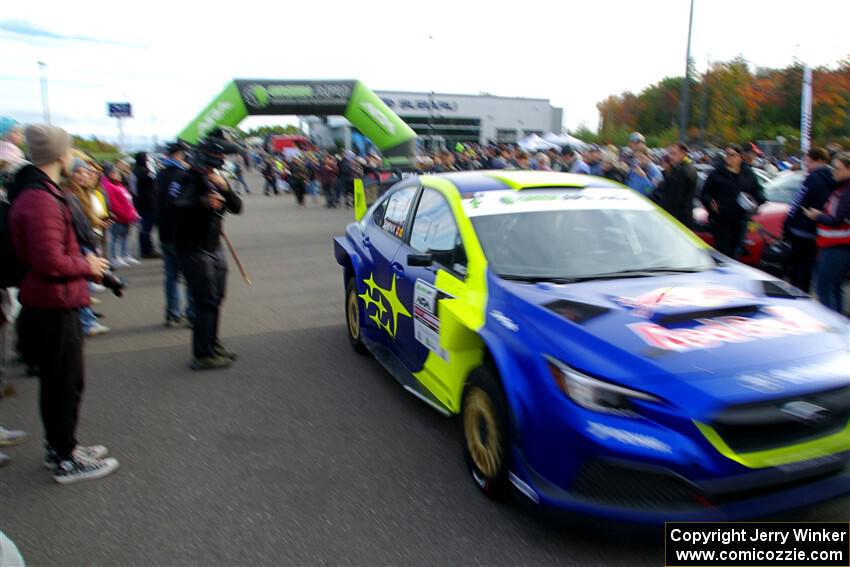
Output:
top-left (693, 170), bottom-right (804, 267)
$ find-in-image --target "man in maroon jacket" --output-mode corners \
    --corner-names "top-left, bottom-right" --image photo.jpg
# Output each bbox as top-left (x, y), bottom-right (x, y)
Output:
top-left (9, 124), bottom-right (119, 484)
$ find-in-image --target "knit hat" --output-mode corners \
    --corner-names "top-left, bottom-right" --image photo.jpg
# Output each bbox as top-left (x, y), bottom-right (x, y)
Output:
top-left (0, 116), bottom-right (20, 138)
top-left (25, 124), bottom-right (71, 166)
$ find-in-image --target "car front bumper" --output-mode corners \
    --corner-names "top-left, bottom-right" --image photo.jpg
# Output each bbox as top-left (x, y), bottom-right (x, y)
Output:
top-left (510, 449), bottom-right (850, 524)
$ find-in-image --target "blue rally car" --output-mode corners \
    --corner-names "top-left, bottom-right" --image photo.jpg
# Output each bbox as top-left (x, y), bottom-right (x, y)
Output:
top-left (333, 170), bottom-right (850, 522)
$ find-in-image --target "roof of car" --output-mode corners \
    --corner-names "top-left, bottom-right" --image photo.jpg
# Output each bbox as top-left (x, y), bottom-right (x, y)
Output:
top-left (422, 170), bottom-right (623, 196)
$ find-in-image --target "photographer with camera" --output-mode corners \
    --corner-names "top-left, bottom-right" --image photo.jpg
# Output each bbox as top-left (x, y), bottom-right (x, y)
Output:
top-left (700, 144), bottom-right (765, 258)
top-left (173, 136), bottom-right (243, 370)
top-left (625, 148), bottom-right (663, 196)
top-left (62, 158), bottom-right (126, 336)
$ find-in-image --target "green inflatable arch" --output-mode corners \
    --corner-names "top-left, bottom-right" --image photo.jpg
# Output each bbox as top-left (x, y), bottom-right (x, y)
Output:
top-left (178, 79), bottom-right (417, 161)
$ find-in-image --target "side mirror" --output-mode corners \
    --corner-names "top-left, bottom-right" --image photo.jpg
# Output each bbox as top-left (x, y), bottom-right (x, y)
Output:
top-left (407, 253), bottom-right (433, 267)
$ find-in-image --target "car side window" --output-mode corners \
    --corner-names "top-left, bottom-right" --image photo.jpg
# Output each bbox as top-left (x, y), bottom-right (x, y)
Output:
top-left (382, 187), bottom-right (416, 239)
top-left (409, 189), bottom-right (467, 274)
top-left (371, 196), bottom-right (389, 228)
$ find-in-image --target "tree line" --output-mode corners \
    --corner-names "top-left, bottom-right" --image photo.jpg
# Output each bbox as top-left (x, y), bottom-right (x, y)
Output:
top-left (577, 56), bottom-right (850, 152)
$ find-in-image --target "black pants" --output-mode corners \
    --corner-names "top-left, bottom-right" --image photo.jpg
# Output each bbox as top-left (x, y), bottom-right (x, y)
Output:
top-left (139, 213), bottom-right (157, 256)
top-left (787, 234), bottom-right (818, 293)
top-left (712, 219), bottom-right (748, 258)
top-left (178, 247), bottom-right (228, 359)
top-left (17, 306), bottom-right (84, 460)
top-left (323, 182), bottom-right (337, 207)
top-left (293, 183), bottom-right (305, 206)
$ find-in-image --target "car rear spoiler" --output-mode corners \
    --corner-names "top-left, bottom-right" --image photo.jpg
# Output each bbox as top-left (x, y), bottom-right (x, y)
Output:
top-left (354, 178), bottom-right (366, 222)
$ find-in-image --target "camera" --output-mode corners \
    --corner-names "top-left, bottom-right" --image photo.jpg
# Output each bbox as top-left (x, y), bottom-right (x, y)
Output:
top-left (101, 269), bottom-right (127, 297)
top-left (188, 130), bottom-right (242, 171)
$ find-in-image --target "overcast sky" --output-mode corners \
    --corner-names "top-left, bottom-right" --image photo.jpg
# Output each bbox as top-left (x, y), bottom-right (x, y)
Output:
top-left (1, 0), bottom-right (847, 146)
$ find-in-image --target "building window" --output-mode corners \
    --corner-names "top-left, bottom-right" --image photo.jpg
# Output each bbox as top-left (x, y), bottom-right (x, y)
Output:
top-left (401, 116), bottom-right (481, 144)
top-left (496, 129), bottom-right (517, 143)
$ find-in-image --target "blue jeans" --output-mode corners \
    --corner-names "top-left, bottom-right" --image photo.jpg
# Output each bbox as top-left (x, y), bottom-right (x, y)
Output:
top-left (815, 246), bottom-right (850, 314)
top-left (162, 242), bottom-right (195, 321)
top-left (235, 174), bottom-right (250, 194)
top-left (110, 223), bottom-right (130, 260)
top-left (80, 307), bottom-right (98, 333)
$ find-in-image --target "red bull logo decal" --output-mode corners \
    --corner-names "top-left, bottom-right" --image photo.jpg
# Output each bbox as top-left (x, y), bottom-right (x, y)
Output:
top-left (615, 286), bottom-right (755, 313)
top-left (629, 306), bottom-right (827, 352)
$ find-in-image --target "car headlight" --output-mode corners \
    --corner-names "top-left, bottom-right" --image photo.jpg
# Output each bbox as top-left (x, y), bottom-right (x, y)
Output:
top-left (544, 356), bottom-right (660, 417)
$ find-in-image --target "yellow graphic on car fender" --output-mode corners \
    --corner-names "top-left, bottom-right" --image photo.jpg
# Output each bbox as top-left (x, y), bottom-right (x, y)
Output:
top-left (360, 273), bottom-right (411, 339)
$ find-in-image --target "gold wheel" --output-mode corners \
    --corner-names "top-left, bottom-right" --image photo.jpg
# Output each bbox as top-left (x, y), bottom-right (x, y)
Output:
top-left (464, 387), bottom-right (502, 478)
top-left (347, 288), bottom-right (360, 341)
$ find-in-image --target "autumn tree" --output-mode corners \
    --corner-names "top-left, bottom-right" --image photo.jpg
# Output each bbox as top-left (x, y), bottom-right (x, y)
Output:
top-left (594, 56), bottom-right (850, 148)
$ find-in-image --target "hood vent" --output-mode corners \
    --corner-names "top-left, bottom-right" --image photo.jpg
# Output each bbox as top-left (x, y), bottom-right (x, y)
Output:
top-left (761, 280), bottom-right (807, 299)
top-left (656, 305), bottom-right (761, 325)
top-left (544, 300), bottom-right (610, 324)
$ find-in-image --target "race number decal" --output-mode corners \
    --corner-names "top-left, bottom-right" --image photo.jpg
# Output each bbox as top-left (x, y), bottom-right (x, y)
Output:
top-left (413, 279), bottom-right (449, 362)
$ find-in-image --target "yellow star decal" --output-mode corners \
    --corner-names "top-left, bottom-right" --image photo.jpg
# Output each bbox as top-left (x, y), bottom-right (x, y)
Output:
top-left (374, 277), bottom-right (411, 338)
top-left (363, 273), bottom-right (379, 294)
top-left (359, 289), bottom-right (380, 312)
top-left (359, 272), bottom-right (412, 339)
top-left (374, 295), bottom-right (387, 317)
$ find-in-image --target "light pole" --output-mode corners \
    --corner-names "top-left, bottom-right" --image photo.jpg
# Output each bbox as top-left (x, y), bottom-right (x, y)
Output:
top-left (429, 90), bottom-right (436, 151)
top-left (38, 61), bottom-right (51, 124)
top-left (678, 0), bottom-right (694, 141)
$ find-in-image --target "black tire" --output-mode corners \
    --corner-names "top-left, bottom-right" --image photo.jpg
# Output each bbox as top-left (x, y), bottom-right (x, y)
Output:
top-left (345, 278), bottom-right (368, 355)
top-left (461, 366), bottom-right (511, 499)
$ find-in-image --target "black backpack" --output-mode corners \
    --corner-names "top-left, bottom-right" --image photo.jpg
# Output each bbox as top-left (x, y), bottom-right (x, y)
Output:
top-left (0, 196), bottom-right (27, 288)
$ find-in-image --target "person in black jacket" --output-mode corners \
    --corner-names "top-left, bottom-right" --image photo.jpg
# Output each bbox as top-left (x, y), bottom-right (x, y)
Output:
top-left (288, 157), bottom-right (308, 207)
top-left (700, 144), bottom-right (766, 257)
top-left (173, 137), bottom-right (243, 370)
top-left (782, 147), bottom-right (833, 292)
top-left (156, 141), bottom-right (195, 328)
top-left (133, 152), bottom-right (159, 258)
top-left (653, 142), bottom-right (698, 227)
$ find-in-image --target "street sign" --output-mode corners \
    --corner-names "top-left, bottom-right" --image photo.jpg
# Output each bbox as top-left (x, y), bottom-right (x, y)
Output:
top-left (107, 102), bottom-right (132, 118)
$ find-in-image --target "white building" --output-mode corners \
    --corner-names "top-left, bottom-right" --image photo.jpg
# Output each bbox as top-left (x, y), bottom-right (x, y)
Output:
top-left (302, 90), bottom-right (563, 150)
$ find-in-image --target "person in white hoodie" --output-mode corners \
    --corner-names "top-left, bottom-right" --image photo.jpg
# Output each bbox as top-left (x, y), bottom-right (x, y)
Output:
top-left (0, 117), bottom-right (28, 468)
top-left (0, 119), bottom-right (25, 175)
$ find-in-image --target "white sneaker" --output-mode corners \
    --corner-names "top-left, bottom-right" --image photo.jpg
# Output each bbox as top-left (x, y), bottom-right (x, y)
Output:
top-left (86, 323), bottom-right (111, 337)
top-left (54, 456), bottom-right (119, 484)
top-left (45, 444), bottom-right (109, 469)
top-left (112, 258), bottom-right (129, 268)
top-left (123, 256), bottom-right (141, 265)
top-left (0, 426), bottom-right (27, 447)
top-left (89, 282), bottom-right (107, 293)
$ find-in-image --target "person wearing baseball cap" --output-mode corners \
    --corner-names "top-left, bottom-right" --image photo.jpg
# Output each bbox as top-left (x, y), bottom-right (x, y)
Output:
top-left (157, 140), bottom-right (196, 328)
top-left (7, 124), bottom-right (119, 484)
top-left (628, 131), bottom-right (646, 146)
top-left (584, 144), bottom-right (604, 176)
top-left (172, 134), bottom-right (243, 370)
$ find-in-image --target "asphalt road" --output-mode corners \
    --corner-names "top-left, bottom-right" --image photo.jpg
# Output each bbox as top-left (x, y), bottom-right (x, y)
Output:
top-left (1, 172), bottom-right (847, 566)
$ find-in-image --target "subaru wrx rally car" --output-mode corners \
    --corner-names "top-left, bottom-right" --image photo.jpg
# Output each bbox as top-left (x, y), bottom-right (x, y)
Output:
top-left (333, 171), bottom-right (850, 523)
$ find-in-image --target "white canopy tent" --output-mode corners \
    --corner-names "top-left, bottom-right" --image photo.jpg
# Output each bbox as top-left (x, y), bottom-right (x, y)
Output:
top-left (542, 132), bottom-right (589, 150)
top-left (517, 133), bottom-right (560, 152)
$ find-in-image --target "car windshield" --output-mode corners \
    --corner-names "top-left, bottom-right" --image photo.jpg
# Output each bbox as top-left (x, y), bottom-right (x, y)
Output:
top-left (468, 189), bottom-right (715, 281)
top-left (764, 173), bottom-right (804, 204)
